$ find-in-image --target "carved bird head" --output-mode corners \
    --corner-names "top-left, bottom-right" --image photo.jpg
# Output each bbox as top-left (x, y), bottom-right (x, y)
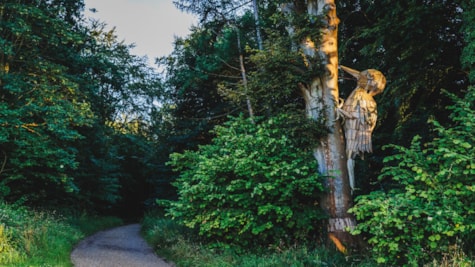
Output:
top-left (340, 65), bottom-right (386, 96)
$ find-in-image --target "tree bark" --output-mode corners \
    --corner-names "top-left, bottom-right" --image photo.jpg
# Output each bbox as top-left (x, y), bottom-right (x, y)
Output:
top-left (285, 0), bottom-right (357, 248)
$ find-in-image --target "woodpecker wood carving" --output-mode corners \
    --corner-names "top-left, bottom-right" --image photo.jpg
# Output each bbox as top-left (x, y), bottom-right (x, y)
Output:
top-left (338, 65), bottom-right (386, 193)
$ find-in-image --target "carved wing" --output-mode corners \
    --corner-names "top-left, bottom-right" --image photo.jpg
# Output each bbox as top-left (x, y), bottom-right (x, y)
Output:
top-left (342, 88), bottom-right (378, 156)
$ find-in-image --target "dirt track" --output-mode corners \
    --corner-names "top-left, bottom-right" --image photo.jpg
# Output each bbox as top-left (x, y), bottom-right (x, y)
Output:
top-left (71, 224), bottom-right (173, 267)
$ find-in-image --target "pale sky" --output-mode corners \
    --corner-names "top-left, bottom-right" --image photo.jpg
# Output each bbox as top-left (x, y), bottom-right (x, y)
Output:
top-left (83, 0), bottom-right (197, 63)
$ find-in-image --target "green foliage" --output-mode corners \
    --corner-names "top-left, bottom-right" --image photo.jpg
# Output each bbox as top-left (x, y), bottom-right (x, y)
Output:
top-left (69, 17), bottom-right (164, 211)
top-left (0, 0), bottom-right (95, 202)
top-left (162, 113), bottom-right (327, 247)
top-left (336, 0), bottom-right (469, 195)
top-left (0, 224), bottom-right (20, 264)
top-left (341, 0), bottom-right (466, 142)
top-left (245, 35), bottom-right (319, 115)
top-left (461, 0), bottom-right (475, 83)
top-left (0, 202), bottom-right (123, 266)
top-left (0, 203), bottom-right (74, 265)
top-left (142, 213), bottom-right (370, 267)
top-left (156, 22), bottom-right (239, 156)
top-left (142, 212), bottom-right (191, 251)
top-left (0, 0), bottom-right (163, 213)
top-left (143, 213), bottom-right (473, 267)
top-left (349, 87), bottom-right (475, 266)
top-left (424, 243), bottom-right (472, 267)
top-left (157, 1), bottom-right (330, 209)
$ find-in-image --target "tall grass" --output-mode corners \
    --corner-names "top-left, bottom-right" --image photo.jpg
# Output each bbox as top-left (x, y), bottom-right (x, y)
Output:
top-left (424, 243), bottom-right (472, 267)
top-left (0, 202), bottom-right (123, 266)
top-left (141, 212), bottom-right (370, 267)
top-left (0, 223), bottom-right (20, 264)
top-left (142, 212), bottom-right (475, 267)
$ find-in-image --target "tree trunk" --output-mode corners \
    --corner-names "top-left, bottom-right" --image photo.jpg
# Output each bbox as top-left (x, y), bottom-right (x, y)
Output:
top-left (235, 27), bottom-right (254, 119)
top-left (285, 0), bottom-right (357, 248)
top-left (252, 0), bottom-right (263, 51)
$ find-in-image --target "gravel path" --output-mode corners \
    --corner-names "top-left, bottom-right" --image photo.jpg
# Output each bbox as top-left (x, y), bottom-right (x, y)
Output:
top-left (71, 224), bottom-right (173, 267)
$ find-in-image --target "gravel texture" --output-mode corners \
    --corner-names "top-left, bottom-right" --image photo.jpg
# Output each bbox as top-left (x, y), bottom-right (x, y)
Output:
top-left (71, 224), bottom-right (173, 267)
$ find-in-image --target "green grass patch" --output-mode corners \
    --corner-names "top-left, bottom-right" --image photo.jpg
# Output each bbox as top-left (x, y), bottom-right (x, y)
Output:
top-left (0, 202), bottom-right (123, 267)
top-left (141, 212), bottom-right (371, 267)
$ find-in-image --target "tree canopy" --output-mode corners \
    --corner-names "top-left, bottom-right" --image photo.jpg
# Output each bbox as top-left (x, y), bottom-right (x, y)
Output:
top-left (0, 0), bottom-right (162, 216)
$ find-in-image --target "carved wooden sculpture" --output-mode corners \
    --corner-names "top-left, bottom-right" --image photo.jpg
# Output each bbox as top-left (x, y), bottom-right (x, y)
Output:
top-left (338, 65), bottom-right (386, 193)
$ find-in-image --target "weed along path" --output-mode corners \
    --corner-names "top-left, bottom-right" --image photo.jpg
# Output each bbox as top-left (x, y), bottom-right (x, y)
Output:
top-left (71, 224), bottom-right (173, 267)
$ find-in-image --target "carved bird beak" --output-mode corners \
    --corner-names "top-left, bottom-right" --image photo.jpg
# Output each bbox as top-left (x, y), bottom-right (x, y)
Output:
top-left (340, 65), bottom-right (361, 79)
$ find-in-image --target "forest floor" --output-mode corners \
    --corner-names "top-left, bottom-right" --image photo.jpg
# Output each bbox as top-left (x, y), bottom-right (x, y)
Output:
top-left (71, 224), bottom-right (173, 267)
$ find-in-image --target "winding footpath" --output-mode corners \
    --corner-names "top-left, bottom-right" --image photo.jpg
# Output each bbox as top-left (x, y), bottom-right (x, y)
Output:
top-left (71, 224), bottom-right (173, 267)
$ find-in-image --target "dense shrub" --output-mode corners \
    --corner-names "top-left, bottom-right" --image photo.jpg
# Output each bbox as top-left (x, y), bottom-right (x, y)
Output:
top-left (162, 113), bottom-right (327, 247)
top-left (350, 87), bottom-right (475, 266)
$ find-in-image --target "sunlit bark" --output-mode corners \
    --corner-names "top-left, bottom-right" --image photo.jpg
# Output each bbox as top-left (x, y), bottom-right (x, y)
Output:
top-left (283, 0), bottom-right (357, 247)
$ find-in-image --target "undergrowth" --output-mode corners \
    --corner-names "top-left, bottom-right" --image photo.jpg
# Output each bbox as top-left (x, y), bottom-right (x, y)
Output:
top-left (141, 212), bottom-right (370, 267)
top-left (0, 202), bottom-right (123, 266)
top-left (142, 212), bottom-right (475, 267)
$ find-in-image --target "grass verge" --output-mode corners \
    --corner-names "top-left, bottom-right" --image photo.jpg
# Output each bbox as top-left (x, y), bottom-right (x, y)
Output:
top-left (0, 202), bottom-right (123, 267)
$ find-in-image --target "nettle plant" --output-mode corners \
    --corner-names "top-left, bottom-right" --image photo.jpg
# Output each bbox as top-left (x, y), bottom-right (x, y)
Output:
top-left (350, 87), bottom-right (475, 266)
top-left (164, 113), bottom-right (327, 248)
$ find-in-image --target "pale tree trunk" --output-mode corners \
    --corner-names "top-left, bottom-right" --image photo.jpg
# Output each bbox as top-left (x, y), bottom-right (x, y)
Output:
top-left (252, 0), bottom-right (263, 51)
top-left (283, 0), bottom-right (357, 248)
top-left (235, 27), bottom-right (254, 119)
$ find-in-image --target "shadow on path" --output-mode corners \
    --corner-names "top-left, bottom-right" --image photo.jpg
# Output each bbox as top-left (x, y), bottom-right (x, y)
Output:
top-left (71, 224), bottom-right (173, 267)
